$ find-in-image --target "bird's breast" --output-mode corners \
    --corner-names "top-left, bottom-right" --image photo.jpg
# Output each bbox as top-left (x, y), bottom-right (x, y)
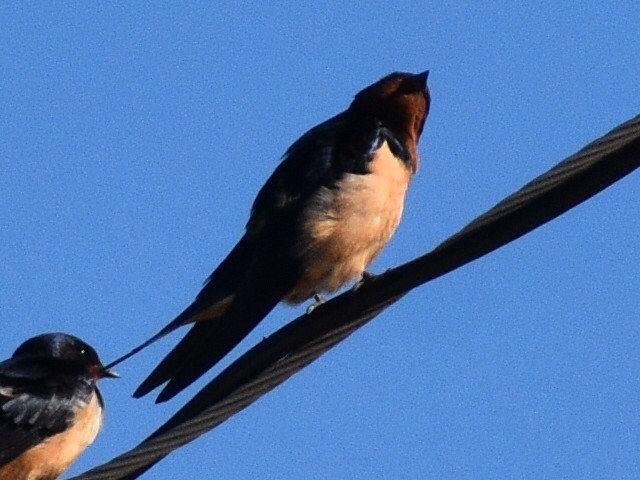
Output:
top-left (286, 140), bottom-right (412, 303)
top-left (0, 391), bottom-right (103, 480)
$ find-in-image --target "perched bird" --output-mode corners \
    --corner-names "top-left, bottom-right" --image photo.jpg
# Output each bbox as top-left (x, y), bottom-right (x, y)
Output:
top-left (112, 70), bottom-right (431, 403)
top-left (0, 333), bottom-right (117, 480)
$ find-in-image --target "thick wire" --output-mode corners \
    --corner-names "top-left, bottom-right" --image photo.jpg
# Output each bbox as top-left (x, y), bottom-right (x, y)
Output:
top-left (71, 114), bottom-right (640, 479)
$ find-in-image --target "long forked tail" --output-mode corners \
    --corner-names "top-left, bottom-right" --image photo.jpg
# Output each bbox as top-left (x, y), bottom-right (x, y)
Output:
top-left (154, 297), bottom-right (280, 402)
top-left (107, 234), bottom-right (257, 371)
top-left (133, 322), bottom-right (212, 398)
top-left (141, 260), bottom-right (299, 403)
top-left (104, 317), bottom-right (188, 370)
top-left (105, 295), bottom-right (230, 371)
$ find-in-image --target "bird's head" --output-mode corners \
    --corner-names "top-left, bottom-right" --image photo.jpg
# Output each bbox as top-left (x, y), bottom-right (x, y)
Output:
top-left (350, 70), bottom-right (431, 145)
top-left (13, 333), bottom-right (119, 381)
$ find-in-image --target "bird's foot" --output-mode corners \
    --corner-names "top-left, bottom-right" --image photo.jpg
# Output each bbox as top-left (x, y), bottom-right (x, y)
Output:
top-left (352, 271), bottom-right (377, 291)
top-left (306, 293), bottom-right (326, 314)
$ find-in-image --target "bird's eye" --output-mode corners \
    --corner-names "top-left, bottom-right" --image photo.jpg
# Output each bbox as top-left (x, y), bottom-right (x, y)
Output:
top-left (79, 348), bottom-right (87, 355)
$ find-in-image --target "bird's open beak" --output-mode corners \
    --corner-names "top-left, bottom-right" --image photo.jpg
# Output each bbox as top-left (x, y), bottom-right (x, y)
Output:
top-left (94, 366), bottom-right (120, 379)
top-left (101, 367), bottom-right (120, 379)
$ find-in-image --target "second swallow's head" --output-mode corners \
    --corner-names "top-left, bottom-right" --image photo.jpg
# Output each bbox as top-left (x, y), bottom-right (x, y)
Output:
top-left (13, 333), bottom-right (119, 381)
top-left (350, 71), bottom-right (431, 144)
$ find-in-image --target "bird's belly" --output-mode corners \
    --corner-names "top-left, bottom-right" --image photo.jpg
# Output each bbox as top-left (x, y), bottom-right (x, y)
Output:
top-left (0, 393), bottom-right (103, 480)
top-left (286, 145), bottom-right (411, 304)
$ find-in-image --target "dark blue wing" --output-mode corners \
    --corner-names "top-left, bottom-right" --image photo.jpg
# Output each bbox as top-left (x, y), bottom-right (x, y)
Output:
top-left (175, 112), bottom-right (388, 324)
top-left (248, 111), bottom-right (390, 230)
top-left (176, 114), bottom-right (368, 316)
top-left (0, 357), bottom-right (90, 466)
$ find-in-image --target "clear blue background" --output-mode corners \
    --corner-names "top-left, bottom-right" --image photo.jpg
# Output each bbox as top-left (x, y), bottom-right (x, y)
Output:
top-left (1, 3), bottom-right (639, 479)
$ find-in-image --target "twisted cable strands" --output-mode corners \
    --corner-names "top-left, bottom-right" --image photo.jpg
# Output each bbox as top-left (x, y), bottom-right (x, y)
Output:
top-left (71, 114), bottom-right (640, 480)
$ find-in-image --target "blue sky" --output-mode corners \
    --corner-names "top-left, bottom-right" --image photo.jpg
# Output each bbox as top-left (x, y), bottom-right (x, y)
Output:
top-left (1, 3), bottom-right (639, 479)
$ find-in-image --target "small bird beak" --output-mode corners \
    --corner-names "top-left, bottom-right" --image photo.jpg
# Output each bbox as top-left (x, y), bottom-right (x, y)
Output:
top-left (99, 367), bottom-right (120, 379)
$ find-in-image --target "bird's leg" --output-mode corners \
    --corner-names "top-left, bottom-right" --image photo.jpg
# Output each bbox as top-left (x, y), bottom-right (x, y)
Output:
top-left (306, 293), bottom-right (326, 314)
top-left (352, 270), bottom-right (377, 291)
top-left (361, 271), bottom-right (376, 281)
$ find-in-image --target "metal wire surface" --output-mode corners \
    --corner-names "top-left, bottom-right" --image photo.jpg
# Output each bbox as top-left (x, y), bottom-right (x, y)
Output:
top-left (71, 114), bottom-right (640, 480)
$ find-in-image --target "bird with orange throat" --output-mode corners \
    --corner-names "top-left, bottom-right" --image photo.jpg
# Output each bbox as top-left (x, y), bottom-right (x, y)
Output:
top-left (0, 333), bottom-right (117, 480)
top-left (109, 70), bottom-right (431, 403)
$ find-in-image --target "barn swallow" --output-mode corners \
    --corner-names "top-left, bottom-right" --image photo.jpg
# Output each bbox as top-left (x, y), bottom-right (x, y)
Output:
top-left (111, 70), bottom-right (431, 403)
top-left (0, 333), bottom-right (117, 480)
